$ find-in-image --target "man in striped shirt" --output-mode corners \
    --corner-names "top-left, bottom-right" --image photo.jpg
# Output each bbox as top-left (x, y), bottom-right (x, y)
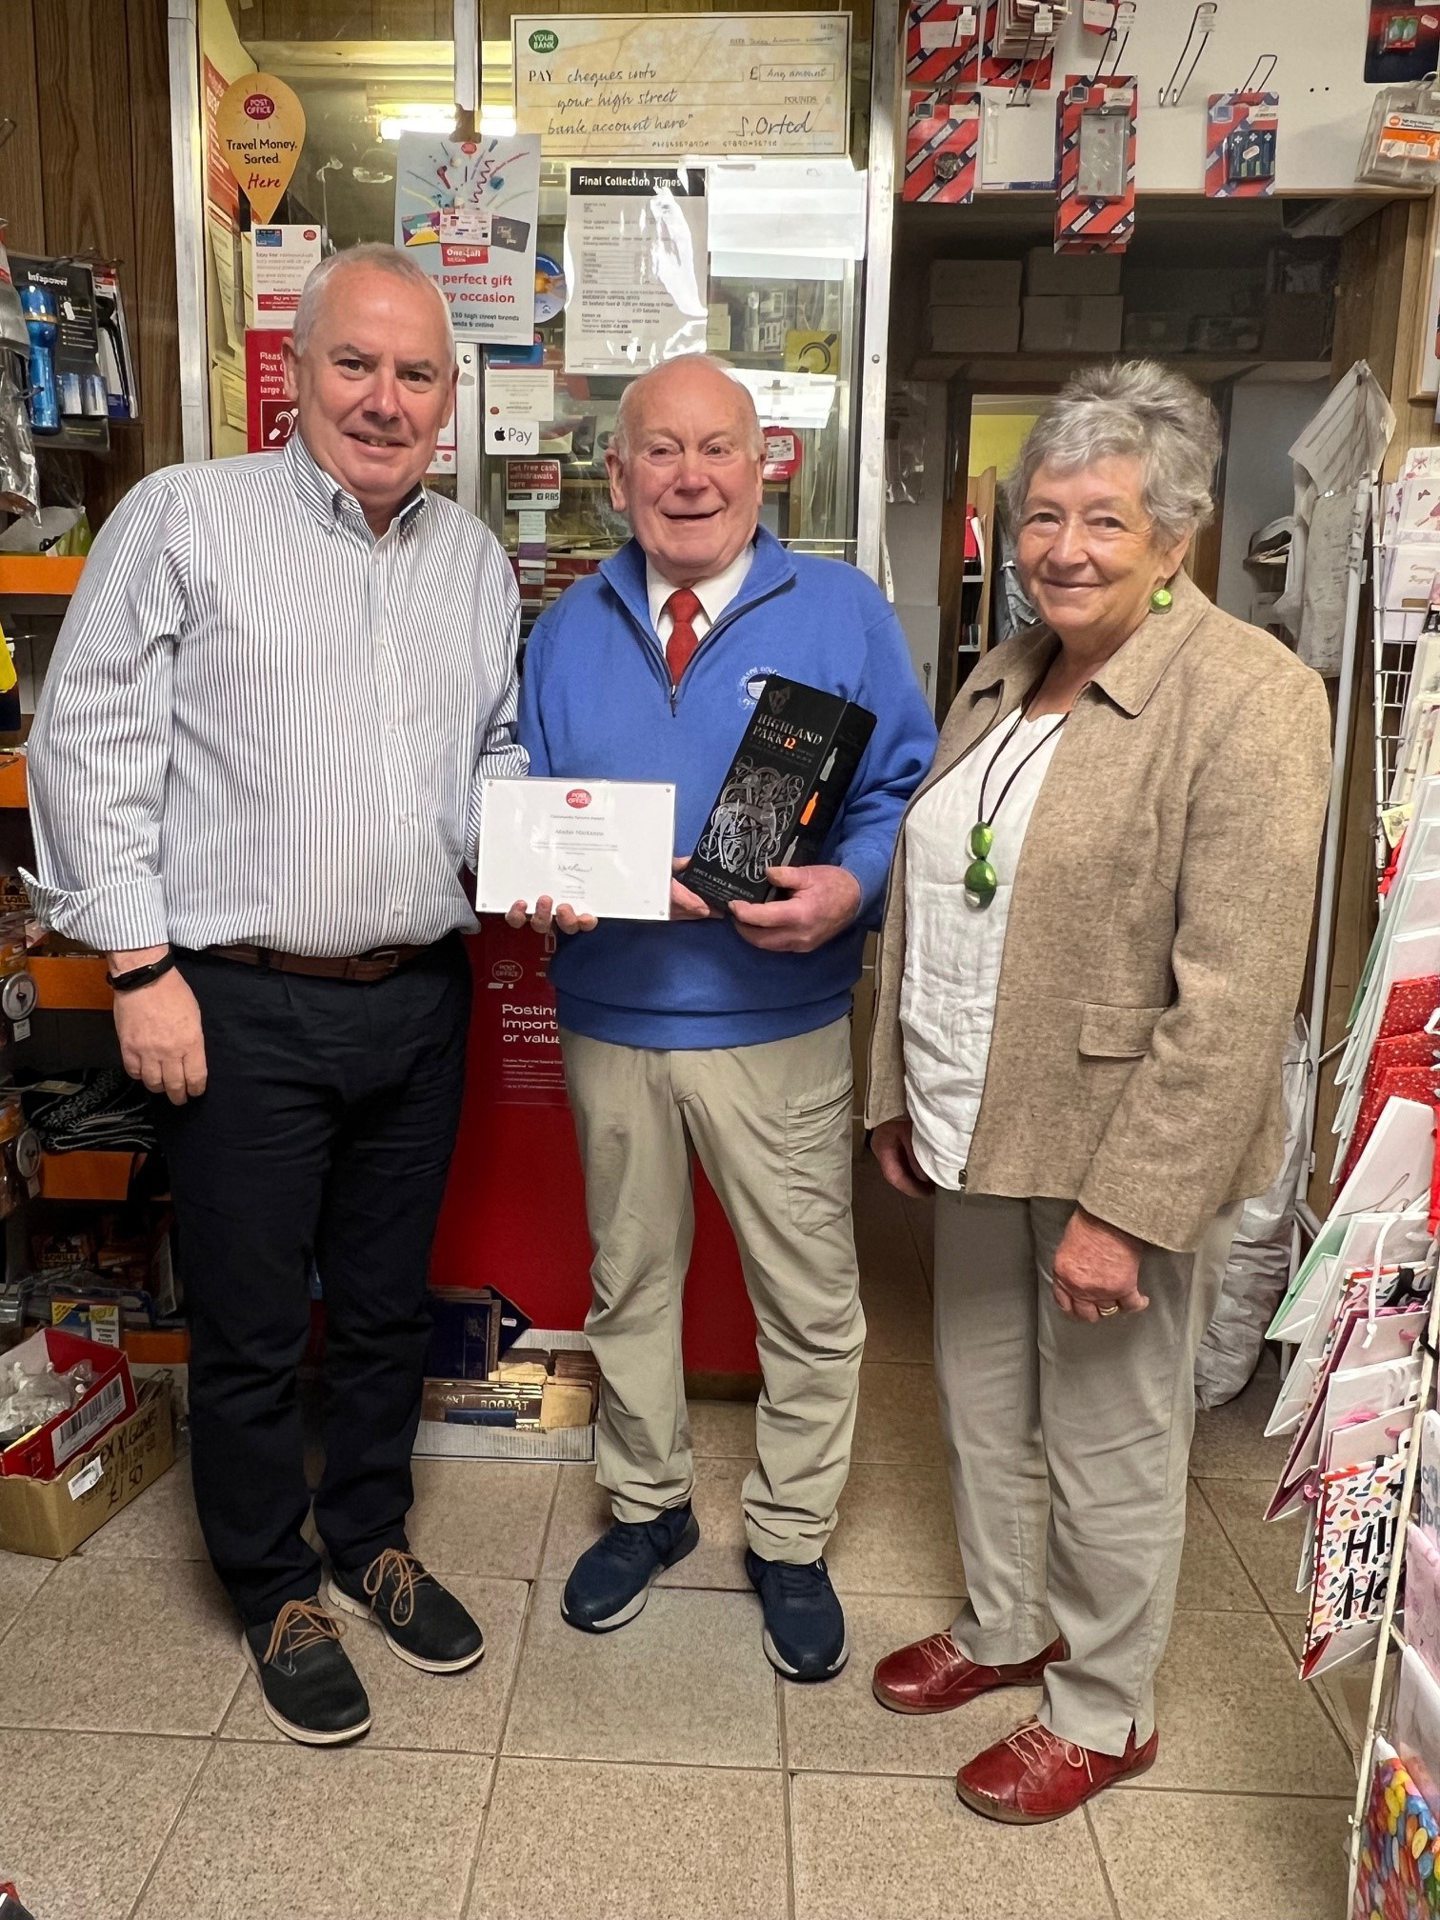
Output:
top-left (25, 245), bottom-right (522, 1747)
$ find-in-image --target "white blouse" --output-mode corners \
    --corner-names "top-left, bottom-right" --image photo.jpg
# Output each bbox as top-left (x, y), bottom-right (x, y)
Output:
top-left (900, 714), bottom-right (1065, 1189)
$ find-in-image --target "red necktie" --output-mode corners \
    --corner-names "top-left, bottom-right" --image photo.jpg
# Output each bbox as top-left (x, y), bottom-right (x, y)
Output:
top-left (664, 588), bottom-right (703, 687)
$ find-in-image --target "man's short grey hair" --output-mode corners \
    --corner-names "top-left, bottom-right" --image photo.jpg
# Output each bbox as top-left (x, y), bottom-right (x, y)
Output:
top-left (292, 243), bottom-right (455, 361)
top-left (1006, 360), bottom-right (1221, 549)
top-left (611, 353), bottom-right (764, 461)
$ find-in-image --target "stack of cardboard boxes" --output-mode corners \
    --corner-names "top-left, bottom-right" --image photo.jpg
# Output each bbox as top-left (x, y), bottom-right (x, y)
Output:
top-left (927, 248), bottom-right (1124, 356)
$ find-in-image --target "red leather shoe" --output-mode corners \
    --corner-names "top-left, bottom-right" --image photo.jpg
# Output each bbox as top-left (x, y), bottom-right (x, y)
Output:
top-left (871, 1632), bottom-right (1065, 1715)
top-left (956, 1718), bottom-right (1159, 1823)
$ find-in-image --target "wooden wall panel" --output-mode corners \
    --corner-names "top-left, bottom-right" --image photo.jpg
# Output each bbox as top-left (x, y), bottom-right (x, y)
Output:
top-left (0, 0), bottom-right (45, 250)
top-left (31, 0), bottom-right (138, 265)
top-left (124, 0), bottom-right (183, 490)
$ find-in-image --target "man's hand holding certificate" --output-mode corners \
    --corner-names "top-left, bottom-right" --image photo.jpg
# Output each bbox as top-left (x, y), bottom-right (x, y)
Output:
top-left (477, 778), bottom-right (677, 931)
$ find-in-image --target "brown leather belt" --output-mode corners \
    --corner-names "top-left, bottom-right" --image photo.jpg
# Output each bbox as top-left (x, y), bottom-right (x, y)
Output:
top-left (203, 942), bottom-right (430, 983)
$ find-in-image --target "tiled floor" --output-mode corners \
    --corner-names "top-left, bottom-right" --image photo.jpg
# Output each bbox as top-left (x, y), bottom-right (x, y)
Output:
top-left (0, 1160), bottom-right (1356, 1919)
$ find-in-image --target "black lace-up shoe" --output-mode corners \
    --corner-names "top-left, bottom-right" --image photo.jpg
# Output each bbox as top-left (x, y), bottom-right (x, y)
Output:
top-left (326, 1549), bottom-right (484, 1674)
top-left (242, 1598), bottom-right (372, 1745)
top-left (561, 1504), bottom-right (700, 1632)
top-left (744, 1549), bottom-right (849, 1681)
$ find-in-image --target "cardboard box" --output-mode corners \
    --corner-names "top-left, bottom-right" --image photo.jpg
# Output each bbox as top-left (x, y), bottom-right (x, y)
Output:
top-left (928, 305), bottom-right (1021, 353)
top-left (0, 1374), bottom-right (175, 1556)
top-left (929, 258), bottom-right (1023, 306)
top-left (1122, 311), bottom-right (1191, 353)
top-left (0, 1328), bottom-right (136, 1479)
top-left (1022, 296), bottom-right (1124, 353)
top-left (1025, 247), bottom-right (1123, 297)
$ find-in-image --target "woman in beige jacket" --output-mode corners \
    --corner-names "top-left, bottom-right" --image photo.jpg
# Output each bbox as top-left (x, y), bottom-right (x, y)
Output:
top-left (866, 362), bottom-right (1331, 1823)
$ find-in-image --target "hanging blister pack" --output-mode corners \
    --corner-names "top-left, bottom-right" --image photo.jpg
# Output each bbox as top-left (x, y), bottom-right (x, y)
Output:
top-left (1055, 75), bottom-right (1137, 253)
top-left (905, 0), bottom-right (981, 89)
top-left (1357, 75), bottom-right (1440, 185)
top-left (1205, 91), bottom-right (1280, 198)
top-left (903, 91), bottom-right (983, 202)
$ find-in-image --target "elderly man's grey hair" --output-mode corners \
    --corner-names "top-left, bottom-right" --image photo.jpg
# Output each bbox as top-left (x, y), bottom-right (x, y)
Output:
top-left (611, 353), bottom-right (764, 461)
top-left (292, 243), bottom-right (456, 361)
top-left (1006, 360), bottom-right (1221, 549)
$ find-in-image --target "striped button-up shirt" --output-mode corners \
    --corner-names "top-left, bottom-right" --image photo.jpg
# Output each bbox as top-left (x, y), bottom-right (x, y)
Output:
top-left (24, 431), bottom-right (525, 957)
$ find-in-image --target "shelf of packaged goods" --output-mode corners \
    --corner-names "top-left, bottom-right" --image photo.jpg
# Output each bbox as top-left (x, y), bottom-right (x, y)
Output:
top-left (40, 1149), bottom-right (139, 1202)
top-left (0, 555), bottom-right (84, 608)
top-left (29, 952), bottom-right (111, 1010)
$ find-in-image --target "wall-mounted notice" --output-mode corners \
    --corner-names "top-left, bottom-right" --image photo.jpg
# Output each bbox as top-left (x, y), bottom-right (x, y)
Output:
top-left (564, 167), bottom-right (708, 373)
top-left (394, 134), bottom-right (541, 341)
top-left (512, 13), bottom-right (851, 157)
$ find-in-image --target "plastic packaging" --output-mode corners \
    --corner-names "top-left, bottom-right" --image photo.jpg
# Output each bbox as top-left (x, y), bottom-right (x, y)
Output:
top-left (0, 1355), bottom-right (94, 1451)
top-left (0, 355), bottom-right (38, 520)
top-left (1357, 78), bottom-right (1440, 186)
top-left (1194, 1019), bottom-right (1309, 1409)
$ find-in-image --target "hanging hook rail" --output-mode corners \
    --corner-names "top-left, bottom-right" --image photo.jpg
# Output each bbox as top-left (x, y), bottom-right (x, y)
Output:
top-left (1091, 0), bottom-right (1135, 82)
top-left (1237, 52), bottom-right (1278, 93)
top-left (1158, 1), bottom-right (1218, 106)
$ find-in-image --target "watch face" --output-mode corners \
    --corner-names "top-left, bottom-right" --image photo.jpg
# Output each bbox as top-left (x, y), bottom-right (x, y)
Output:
top-left (1, 971), bottom-right (36, 1022)
top-left (14, 1129), bottom-right (40, 1180)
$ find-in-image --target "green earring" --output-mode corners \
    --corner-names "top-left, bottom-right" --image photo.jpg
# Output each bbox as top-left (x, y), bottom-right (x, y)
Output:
top-left (1150, 585), bottom-right (1173, 613)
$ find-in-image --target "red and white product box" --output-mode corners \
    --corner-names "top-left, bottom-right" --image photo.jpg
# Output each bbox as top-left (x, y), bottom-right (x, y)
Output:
top-left (0, 1329), bottom-right (137, 1480)
top-left (1055, 75), bottom-right (1138, 255)
top-left (903, 91), bottom-right (982, 204)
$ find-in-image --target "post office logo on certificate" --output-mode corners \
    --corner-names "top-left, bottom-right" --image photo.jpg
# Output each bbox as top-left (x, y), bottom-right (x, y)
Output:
top-left (476, 778), bottom-right (676, 921)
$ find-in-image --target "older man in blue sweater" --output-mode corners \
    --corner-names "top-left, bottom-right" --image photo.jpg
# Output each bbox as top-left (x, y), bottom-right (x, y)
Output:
top-left (517, 354), bottom-right (935, 1681)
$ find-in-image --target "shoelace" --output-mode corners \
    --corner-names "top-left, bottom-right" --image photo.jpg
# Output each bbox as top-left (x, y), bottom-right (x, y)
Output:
top-left (363, 1547), bottom-right (431, 1627)
top-left (262, 1598), bottom-right (344, 1667)
top-left (1005, 1720), bottom-right (1093, 1782)
top-left (914, 1631), bottom-right (966, 1676)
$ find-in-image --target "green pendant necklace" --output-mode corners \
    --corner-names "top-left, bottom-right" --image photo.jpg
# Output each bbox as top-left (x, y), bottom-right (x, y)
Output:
top-left (965, 697), bottom-right (1070, 908)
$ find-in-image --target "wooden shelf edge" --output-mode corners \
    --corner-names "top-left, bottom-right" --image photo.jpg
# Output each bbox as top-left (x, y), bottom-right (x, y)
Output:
top-left (0, 758), bottom-right (27, 808)
top-left (40, 1149), bottom-right (138, 1202)
top-left (0, 556), bottom-right (84, 601)
top-left (29, 953), bottom-right (112, 1010)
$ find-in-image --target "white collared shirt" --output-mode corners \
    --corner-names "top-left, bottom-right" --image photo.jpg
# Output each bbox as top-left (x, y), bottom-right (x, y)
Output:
top-left (645, 543), bottom-right (756, 650)
top-left (900, 713), bottom-right (1065, 1189)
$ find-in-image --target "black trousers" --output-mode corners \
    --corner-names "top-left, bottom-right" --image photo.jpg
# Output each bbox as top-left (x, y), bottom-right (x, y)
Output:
top-left (157, 938), bottom-right (471, 1627)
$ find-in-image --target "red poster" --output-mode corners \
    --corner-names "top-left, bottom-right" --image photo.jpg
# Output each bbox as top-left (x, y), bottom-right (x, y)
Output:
top-left (203, 56), bottom-right (240, 226)
top-left (244, 329), bottom-right (296, 453)
top-left (477, 922), bottom-right (571, 1107)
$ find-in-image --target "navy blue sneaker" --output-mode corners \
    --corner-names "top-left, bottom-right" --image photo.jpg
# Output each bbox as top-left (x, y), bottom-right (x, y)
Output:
top-left (745, 1549), bottom-right (849, 1681)
top-left (562, 1504), bottom-right (700, 1632)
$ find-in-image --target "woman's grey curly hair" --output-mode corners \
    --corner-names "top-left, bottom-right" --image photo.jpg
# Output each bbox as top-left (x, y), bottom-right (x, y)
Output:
top-left (1005, 360), bottom-right (1222, 549)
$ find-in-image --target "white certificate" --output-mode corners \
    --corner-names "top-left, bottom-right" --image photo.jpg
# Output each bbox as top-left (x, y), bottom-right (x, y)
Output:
top-left (476, 778), bottom-right (675, 921)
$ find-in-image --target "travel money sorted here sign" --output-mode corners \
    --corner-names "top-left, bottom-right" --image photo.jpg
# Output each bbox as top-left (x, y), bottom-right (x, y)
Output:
top-left (511, 13), bottom-right (852, 158)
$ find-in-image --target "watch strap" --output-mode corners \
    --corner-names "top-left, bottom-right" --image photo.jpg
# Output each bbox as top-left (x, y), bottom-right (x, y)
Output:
top-left (106, 952), bottom-right (176, 993)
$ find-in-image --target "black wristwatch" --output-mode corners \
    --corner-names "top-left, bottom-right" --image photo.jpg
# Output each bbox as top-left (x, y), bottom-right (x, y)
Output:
top-left (106, 952), bottom-right (177, 993)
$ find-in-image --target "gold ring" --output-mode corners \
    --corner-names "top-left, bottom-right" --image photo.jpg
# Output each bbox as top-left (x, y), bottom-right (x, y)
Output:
top-left (1097, 1304), bottom-right (1121, 1317)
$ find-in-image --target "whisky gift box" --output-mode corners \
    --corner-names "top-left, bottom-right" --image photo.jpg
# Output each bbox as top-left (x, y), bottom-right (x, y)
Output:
top-left (686, 676), bottom-right (876, 909)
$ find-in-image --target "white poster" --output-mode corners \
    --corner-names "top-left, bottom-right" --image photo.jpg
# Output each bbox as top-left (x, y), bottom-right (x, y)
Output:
top-left (512, 13), bottom-right (851, 158)
top-left (394, 134), bottom-right (540, 342)
top-left (247, 223), bottom-right (322, 329)
top-left (563, 166), bottom-right (708, 373)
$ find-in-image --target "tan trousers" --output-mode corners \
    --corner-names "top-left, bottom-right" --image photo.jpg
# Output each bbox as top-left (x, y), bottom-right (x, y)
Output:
top-left (560, 1019), bottom-right (865, 1562)
top-left (933, 1189), bottom-right (1238, 1756)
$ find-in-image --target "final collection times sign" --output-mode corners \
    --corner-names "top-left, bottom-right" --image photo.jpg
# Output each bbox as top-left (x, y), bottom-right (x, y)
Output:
top-left (510, 13), bottom-right (852, 158)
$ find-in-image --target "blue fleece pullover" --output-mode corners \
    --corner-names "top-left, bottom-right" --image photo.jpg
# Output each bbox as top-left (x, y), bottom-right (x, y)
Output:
top-left (517, 529), bottom-right (937, 1050)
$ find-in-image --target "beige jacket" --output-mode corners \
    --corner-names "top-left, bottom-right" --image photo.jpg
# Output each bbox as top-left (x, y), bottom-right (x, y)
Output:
top-left (865, 572), bottom-right (1332, 1252)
